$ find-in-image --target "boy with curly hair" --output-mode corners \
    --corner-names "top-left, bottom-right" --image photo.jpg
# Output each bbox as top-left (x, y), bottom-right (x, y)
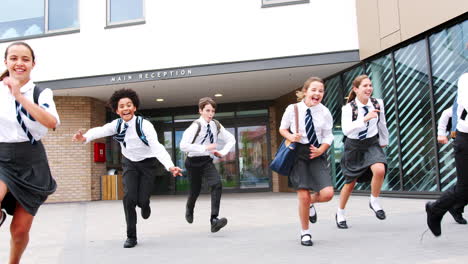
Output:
top-left (73, 88), bottom-right (182, 248)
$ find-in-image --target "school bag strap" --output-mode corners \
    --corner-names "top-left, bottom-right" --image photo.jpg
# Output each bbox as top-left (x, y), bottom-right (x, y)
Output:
top-left (135, 116), bottom-right (149, 146)
top-left (191, 119), bottom-right (222, 144)
top-left (350, 97), bottom-right (381, 122)
top-left (115, 116), bottom-right (149, 146)
top-left (294, 104), bottom-right (299, 134)
top-left (33, 85), bottom-right (46, 105)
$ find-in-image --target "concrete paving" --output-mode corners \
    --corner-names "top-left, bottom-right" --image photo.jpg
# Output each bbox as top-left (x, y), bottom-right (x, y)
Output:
top-left (0, 192), bottom-right (467, 264)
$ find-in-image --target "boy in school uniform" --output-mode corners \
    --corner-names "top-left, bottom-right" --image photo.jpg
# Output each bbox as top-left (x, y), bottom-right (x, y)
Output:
top-left (180, 97), bottom-right (236, 232)
top-left (73, 88), bottom-right (182, 248)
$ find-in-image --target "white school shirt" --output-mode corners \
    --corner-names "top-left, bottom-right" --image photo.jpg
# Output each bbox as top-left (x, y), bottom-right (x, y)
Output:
top-left (279, 101), bottom-right (334, 145)
top-left (341, 98), bottom-right (389, 146)
top-left (456, 73), bottom-right (468, 133)
top-left (180, 117), bottom-right (236, 158)
top-left (0, 80), bottom-right (60, 143)
top-left (437, 107), bottom-right (452, 136)
top-left (83, 115), bottom-right (175, 170)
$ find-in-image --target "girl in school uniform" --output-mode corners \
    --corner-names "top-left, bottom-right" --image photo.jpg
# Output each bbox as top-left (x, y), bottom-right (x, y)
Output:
top-left (0, 42), bottom-right (59, 263)
top-left (279, 77), bottom-right (334, 246)
top-left (336, 74), bottom-right (389, 229)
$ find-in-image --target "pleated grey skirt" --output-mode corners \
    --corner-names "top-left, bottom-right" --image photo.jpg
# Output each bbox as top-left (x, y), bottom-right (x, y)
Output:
top-left (0, 141), bottom-right (57, 216)
top-left (288, 143), bottom-right (332, 191)
top-left (341, 135), bottom-right (387, 184)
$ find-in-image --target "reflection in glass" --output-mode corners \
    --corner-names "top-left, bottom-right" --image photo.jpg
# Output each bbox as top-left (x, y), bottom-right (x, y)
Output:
top-left (175, 130), bottom-right (189, 192)
top-left (0, 0), bottom-right (44, 40)
top-left (366, 54), bottom-right (401, 191)
top-left (109, 0), bottom-right (144, 24)
top-left (430, 20), bottom-right (468, 191)
top-left (213, 128), bottom-right (238, 189)
top-left (48, 0), bottom-right (79, 31)
top-left (394, 40), bottom-right (438, 191)
top-left (238, 126), bottom-right (270, 189)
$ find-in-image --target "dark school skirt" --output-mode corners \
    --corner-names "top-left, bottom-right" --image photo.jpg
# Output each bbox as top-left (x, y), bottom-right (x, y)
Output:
top-left (288, 143), bottom-right (332, 191)
top-left (0, 141), bottom-right (57, 216)
top-left (341, 135), bottom-right (387, 184)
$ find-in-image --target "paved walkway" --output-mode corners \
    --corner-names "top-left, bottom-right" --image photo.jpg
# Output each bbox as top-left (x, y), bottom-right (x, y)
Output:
top-left (1, 193), bottom-right (467, 264)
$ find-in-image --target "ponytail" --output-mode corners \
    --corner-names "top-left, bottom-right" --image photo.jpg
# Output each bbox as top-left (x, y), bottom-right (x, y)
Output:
top-left (347, 74), bottom-right (369, 103)
top-left (346, 90), bottom-right (356, 103)
top-left (0, 69), bottom-right (8, 81)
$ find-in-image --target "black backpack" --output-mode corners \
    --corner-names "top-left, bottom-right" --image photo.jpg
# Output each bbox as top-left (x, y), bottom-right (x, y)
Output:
top-left (343, 97), bottom-right (381, 142)
top-left (115, 116), bottom-right (149, 146)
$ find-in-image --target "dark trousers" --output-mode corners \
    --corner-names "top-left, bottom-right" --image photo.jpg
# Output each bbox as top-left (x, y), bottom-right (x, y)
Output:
top-left (122, 157), bottom-right (157, 239)
top-left (185, 156), bottom-right (222, 221)
top-left (432, 131), bottom-right (468, 215)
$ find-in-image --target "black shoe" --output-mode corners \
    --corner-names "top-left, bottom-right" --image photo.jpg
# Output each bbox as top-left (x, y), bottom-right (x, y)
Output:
top-left (123, 238), bottom-right (137, 248)
top-left (0, 209), bottom-right (6, 228)
top-left (211, 217), bottom-right (228, 233)
top-left (426, 202), bottom-right (442, 237)
top-left (309, 204), bottom-right (317, 224)
top-left (448, 208), bottom-right (467, 225)
top-left (300, 234), bottom-right (313, 246)
top-left (141, 205), bottom-right (151, 220)
top-left (369, 202), bottom-right (386, 220)
top-left (185, 208), bottom-right (193, 224)
top-left (335, 213), bottom-right (348, 229)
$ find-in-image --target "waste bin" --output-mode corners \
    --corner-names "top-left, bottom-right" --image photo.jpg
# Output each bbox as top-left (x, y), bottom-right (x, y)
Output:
top-left (101, 175), bottom-right (124, 200)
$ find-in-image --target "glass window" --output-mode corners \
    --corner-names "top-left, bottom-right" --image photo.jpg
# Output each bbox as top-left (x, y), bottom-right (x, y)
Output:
top-left (237, 109), bottom-right (268, 117)
top-left (394, 40), bottom-right (438, 192)
top-left (430, 20), bottom-right (468, 191)
top-left (48, 0), bottom-right (79, 31)
top-left (366, 54), bottom-right (401, 191)
top-left (108, 0), bottom-right (144, 25)
top-left (0, 0), bottom-right (44, 40)
top-left (238, 125), bottom-right (270, 189)
top-left (323, 76), bottom-right (345, 189)
top-left (0, 0), bottom-right (78, 41)
top-left (214, 127), bottom-right (238, 189)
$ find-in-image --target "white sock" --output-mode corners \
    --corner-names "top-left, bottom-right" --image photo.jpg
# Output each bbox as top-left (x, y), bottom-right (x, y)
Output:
top-left (337, 208), bottom-right (346, 222)
top-left (301, 229), bottom-right (311, 241)
top-left (370, 195), bottom-right (383, 211)
top-left (309, 204), bottom-right (316, 217)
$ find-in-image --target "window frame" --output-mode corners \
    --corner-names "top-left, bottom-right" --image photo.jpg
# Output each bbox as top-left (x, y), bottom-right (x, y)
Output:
top-left (105, 0), bottom-right (146, 29)
top-left (0, 0), bottom-right (80, 43)
top-left (261, 0), bottom-right (309, 8)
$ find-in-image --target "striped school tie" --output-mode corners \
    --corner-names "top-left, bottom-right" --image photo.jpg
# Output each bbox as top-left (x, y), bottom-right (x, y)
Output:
top-left (15, 101), bottom-right (36, 144)
top-left (201, 123), bottom-right (214, 144)
top-left (113, 123), bottom-right (128, 148)
top-left (358, 106), bottom-right (369, 140)
top-left (305, 109), bottom-right (319, 147)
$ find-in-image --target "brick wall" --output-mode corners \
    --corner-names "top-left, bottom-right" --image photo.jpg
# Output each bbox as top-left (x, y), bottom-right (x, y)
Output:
top-left (43, 96), bottom-right (107, 203)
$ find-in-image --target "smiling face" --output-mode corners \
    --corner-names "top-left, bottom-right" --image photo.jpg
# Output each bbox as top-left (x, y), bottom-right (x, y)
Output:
top-left (199, 103), bottom-right (215, 123)
top-left (4, 44), bottom-right (35, 83)
top-left (304, 81), bottom-right (324, 106)
top-left (116, 97), bottom-right (136, 122)
top-left (353, 77), bottom-right (373, 102)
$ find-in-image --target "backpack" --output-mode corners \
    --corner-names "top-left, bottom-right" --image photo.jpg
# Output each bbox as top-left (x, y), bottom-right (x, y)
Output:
top-left (190, 119), bottom-right (222, 144)
top-left (115, 115), bottom-right (149, 146)
top-left (18, 86), bottom-right (46, 119)
top-left (343, 97), bottom-right (381, 142)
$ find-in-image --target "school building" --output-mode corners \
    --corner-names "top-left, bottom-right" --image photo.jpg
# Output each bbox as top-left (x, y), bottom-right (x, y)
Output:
top-left (0, 1), bottom-right (467, 203)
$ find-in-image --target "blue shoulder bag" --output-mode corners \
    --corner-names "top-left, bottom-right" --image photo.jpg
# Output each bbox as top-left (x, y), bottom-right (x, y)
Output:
top-left (270, 104), bottom-right (298, 176)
